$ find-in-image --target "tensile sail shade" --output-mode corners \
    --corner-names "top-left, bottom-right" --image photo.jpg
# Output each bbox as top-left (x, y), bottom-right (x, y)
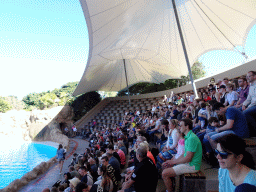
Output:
top-left (73, 0), bottom-right (256, 96)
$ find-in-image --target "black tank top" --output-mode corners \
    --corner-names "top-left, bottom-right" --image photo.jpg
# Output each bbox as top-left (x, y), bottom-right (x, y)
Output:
top-left (220, 92), bottom-right (226, 104)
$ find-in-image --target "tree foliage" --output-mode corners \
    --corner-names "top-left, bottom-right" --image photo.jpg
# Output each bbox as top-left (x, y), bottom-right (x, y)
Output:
top-left (0, 97), bottom-right (12, 113)
top-left (117, 61), bottom-right (206, 96)
top-left (22, 82), bottom-right (79, 110)
top-left (71, 91), bottom-right (102, 122)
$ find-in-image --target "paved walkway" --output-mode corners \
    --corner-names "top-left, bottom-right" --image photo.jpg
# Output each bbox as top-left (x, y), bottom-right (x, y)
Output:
top-left (19, 138), bottom-right (89, 192)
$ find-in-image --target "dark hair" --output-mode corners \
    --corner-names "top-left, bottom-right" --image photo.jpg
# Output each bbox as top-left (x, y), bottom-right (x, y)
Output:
top-left (58, 144), bottom-right (63, 150)
top-left (180, 104), bottom-right (186, 109)
top-left (85, 162), bottom-right (91, 172)
top-left (64, 172), bottom-right (72, 180)
top-left (216, 134), bottom-right (255, 169)
top-left (238, 76), bottom-right (247, 82)
top-left (107, 144), bottom-right (114, 150)
top-left (58, 185), bottom-right (65, 192)
top-left (208, 99), bottom-right (217, 106)
top-left (217, 114), bottom-right (225, 121)
top-left (200, 102), bottom-right (206, 108)
top-left (100, 147), bottom-right (106, 153)
top-left (180, 118), bottom-right (193, 130)
top-left (184, 112), bottom-right (193, 120)
top-left (78, 166), bottom-right (87, 172)
top-left (69, 166), bottom-right (75, 171)
top-left (212, 102), bottom-right (225, 111)
top-left (101, 156), bottom-right (109, 162)
top-left (248, 71), bottom-right (256, 75)
top-left (51, 187), bottom-right (58, 192)
top-left (161, 119), bottom-right (169, 127)
top-left (75, 182), bottom-right (88, 192)
top-left (208, 117), bottom-right (218, 124)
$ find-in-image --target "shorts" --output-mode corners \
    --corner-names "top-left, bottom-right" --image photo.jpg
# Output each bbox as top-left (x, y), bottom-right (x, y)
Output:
top-left (57, 158), bottom-right (65, 162)
top-left (172, 163), bottom-right (198, 176)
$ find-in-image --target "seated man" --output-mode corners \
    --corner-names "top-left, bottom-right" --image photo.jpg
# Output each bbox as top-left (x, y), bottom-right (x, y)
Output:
top-left (78, 166), bottom-right (93, 186)
top-left (242, 71), bottom-right (256, 136)
top-left (162, 118), bottom-right (202, 192)
top-left (118, 146), bottom-right (158, 192)
top-left (235, 76), bottom-right (249, 109)
top-left (106, 152), bottom-right (121, 182)
top-left (210, 102), bottom-right (249, 140)
top-left (224, 83), bottom-right (239, 107)
top-left (101, 156), bottom-right (119, 191)
top-left (75, 182), bottom-right (107, 192)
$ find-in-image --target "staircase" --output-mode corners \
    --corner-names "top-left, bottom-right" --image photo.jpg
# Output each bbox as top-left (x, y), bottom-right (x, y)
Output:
top-left (76, 96), bottom-right (162, 130)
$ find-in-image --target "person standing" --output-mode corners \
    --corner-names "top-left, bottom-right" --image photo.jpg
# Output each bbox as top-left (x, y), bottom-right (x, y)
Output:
top-left (57, 144), bottom-right (65, 174)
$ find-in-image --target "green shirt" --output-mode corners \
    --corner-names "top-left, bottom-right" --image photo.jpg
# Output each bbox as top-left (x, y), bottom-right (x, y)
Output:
top-left (184, 130), bottom-right (202, 170)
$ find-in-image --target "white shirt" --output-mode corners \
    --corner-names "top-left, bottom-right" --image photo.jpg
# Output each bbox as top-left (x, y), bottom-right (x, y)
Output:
top-left (225, 91), bottom-right (239, 105)
top-left (243, 80), bottom-right (256, 108)
top-left (189, 95), bottom-right (195, 102)
top-left (166, 129), bottom-right (179, 149)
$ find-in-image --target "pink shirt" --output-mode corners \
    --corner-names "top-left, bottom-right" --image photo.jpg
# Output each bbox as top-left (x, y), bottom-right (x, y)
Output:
top-left (117, 149), bottom-right (126, 165)
top-left (175, 139), bottom-right (185, 159)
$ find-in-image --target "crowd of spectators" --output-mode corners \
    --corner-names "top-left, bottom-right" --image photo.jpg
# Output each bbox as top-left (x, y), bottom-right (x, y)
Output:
top-left (43, 71), bottom-right (256, 192)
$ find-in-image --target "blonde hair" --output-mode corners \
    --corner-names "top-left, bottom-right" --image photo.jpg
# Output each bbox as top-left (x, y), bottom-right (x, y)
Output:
top-left (170, 119), bottom-right (178, 128)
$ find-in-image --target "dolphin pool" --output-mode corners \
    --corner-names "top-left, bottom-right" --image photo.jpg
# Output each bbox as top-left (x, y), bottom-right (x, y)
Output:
top-left (0, 141), bottom-right (57, 189)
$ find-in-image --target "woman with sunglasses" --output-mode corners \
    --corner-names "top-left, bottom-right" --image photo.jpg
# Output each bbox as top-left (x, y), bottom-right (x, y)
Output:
top-left (216, 134), bottom-right (256, 192)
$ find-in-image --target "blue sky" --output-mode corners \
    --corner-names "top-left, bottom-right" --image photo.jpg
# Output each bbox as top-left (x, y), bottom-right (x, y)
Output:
top-left (0, 0), bottom-right (256, 99)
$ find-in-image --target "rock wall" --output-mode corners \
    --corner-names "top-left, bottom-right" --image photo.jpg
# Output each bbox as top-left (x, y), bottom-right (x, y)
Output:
top-left (0, 105), bottom-right (75, 191)
top-left (0, 105), bottom-right (74, 146)
top-left (32, 105), bottom-right (74, 148)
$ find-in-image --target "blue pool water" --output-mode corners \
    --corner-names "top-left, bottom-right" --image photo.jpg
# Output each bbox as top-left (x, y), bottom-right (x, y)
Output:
top-left (0, 142), bottom-right (57, 189)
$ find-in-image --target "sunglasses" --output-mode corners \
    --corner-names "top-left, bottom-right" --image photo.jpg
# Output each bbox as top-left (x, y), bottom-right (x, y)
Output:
top-left (214, 149), bottom-right (232, 159)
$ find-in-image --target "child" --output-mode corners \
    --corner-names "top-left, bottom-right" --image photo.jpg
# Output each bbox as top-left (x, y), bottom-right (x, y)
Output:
top-left (162, 131), bottom-right (185, 170)
top-left (157, 127), bottom-right (183, 171)
top-left (198, 102), bottom-right (208, 129)
top-left (202, 117), bottom-right (219, 156)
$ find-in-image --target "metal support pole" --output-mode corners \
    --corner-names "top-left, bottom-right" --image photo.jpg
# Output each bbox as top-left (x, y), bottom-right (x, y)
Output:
top-left (172, 0), bottom-right (198, 98)
top-left (123, 59), bottom-right (131, 106)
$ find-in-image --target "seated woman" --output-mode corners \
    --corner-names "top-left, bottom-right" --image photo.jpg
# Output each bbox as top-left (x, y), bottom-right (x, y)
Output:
top-left (96, 165), bottom-right (113, 192)
top-left (156, 119), bottom-right (179, 170)
top-left (216, 134), bottom-right (256, 192)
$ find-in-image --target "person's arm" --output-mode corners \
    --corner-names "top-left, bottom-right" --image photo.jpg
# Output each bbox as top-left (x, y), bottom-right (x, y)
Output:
top-left (122, 176), bottom-right (135, 189)
top-left (235, 98), bottom-right (242, 107)
top-left (168, 130), bottom-right (179, 150)
top-left (242, 93), bottom-right (252, 110)
top-left (215, 92), bottom-right (221, 102)
top-left (150, 123), bottom-right (160, 132)
top-left (228, 93), bottom-right (238, 107)
top-left (216, 119), bottom-right (234, 132)
top-left (227, 99), bottom-right (236, 107)
top-left (166, 151), bottom-right (194, 166)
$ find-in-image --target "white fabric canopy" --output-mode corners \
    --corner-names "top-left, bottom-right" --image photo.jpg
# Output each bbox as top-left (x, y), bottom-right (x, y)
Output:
top-left (73, 0), bottom-right (256, 96)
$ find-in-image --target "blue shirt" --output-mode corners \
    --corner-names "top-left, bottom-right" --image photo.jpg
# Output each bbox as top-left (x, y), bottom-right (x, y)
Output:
top-left (171, 109), bottom-right (179, 119)
top-left (57, 148), bottom-right (65, 160)
top-left (225, 107), bottom-right (249, 138)
top-left (219, 168), bottom-right (256, 192)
